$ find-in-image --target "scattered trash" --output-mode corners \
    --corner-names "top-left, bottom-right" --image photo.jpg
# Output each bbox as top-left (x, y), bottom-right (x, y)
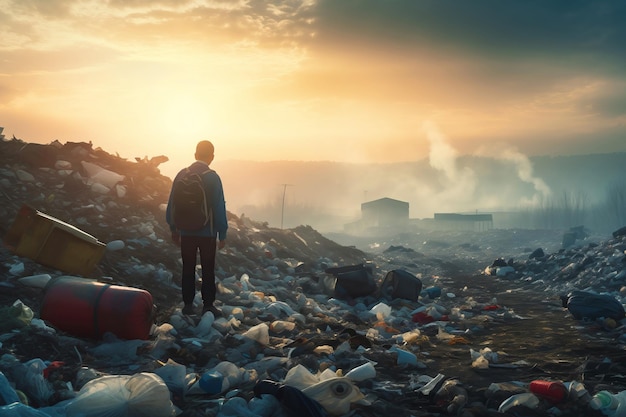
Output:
top-left (1, 136), bottom-right (626, 417)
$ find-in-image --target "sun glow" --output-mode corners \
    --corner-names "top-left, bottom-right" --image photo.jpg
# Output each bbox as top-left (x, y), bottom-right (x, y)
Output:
top-left (157, 93), bottom-right (215, 139)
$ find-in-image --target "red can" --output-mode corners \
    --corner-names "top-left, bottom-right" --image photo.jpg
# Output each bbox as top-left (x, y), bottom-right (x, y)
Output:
top-left (529, 380), bottom-right (567, 403)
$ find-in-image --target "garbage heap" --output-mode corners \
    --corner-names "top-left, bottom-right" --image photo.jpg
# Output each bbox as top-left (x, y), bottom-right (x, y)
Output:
top-left (1, 135), bottom-right (626, 417)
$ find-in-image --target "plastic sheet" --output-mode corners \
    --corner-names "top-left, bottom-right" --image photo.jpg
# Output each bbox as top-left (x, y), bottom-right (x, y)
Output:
top-left (81, 161), bottom-right (125, 189)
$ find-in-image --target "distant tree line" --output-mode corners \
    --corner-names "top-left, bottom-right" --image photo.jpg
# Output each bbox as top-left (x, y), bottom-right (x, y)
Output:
top-left (520, 180), bottom-right (626, 233)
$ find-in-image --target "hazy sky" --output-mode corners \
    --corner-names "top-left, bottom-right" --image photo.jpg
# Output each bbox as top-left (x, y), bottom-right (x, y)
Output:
top-left (1, 0), bottom-right (625, 179)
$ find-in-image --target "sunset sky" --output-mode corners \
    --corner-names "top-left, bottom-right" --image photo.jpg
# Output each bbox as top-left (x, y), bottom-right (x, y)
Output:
top-left (1, 0), bottom-right (625, 180)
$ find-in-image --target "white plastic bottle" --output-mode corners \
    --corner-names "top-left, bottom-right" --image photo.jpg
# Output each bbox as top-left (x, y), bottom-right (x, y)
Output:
top-left (590, 390), bottom-right (626, 416)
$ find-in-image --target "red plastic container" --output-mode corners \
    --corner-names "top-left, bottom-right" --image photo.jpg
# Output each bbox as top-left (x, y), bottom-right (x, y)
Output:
top-left (529, 380), bottom-right (567, 403)
top-left (40, 276), bottom-right (154, 340)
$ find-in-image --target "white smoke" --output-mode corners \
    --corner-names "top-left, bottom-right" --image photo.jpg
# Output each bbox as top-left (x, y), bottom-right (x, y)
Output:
top-left (499, 147), bottom-right (552, 201)
top-left (475, 143), bottom-right (552, 206)
top-left (422, 121), bottom-right (477, 211)
top-left (423, 120), bottom-right (461, 181)
top-left (422, 121), bottom-right (551, 212)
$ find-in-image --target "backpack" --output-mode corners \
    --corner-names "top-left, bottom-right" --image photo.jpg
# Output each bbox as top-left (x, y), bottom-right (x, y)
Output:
top-left (171, 167), bottom-right (212, 231)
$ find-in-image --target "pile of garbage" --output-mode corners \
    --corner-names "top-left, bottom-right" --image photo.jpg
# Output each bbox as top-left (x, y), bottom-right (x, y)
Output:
top-left (484, 226), bottom-right (626, 302)
top-left (1, 135), bottom-right (626, 417)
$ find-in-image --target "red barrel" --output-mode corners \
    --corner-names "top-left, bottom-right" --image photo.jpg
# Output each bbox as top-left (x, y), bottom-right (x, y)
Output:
top-left (40, 276), bottom-right (154, 340)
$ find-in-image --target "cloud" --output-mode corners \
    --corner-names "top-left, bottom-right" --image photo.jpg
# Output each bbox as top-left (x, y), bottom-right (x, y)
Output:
top-left (313, 0), bottom-right (626, 67)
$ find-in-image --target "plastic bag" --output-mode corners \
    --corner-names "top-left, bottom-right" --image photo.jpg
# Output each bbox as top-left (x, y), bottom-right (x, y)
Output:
top-left (66, 373), bottom-right (178, 417)
top-left (4, 358), bottom-right (54, 406)
top-left (0, 402), bottom-right (52, 417)
top-left (562, 291), bottom-right (626, 321)
top-left (254, 380), bottom-right (327, 417)
top-left (0, 300), bottom-right (34, 332)
top-left (325, 264), bottom-right (377, 299)
top-left (380, 269), bottom-right (422, 301)
top-left (153, 359), bottom-right (187, 396)
top-left (0, 370), bottom-right (20, 405)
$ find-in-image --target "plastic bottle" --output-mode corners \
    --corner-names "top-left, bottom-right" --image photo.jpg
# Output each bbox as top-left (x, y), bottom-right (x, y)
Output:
top-left (423, 286), bottom-right (442, 299)
top-left (198, 370), bottom-right (224, 395)
top-left (589, 390), bottom-right (626, 416)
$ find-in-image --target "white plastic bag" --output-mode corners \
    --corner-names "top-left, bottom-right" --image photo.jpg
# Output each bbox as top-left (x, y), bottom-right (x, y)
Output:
top-left (241, 323), bottom-right (269, 345)
top-left (66, 372), bottom-right (178, 417)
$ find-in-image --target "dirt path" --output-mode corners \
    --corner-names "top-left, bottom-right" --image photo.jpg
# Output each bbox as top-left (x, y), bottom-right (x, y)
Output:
top-left (425, 270), bottom-right (626, 398)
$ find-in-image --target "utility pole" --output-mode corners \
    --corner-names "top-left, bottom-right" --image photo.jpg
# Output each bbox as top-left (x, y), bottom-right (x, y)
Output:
top-left (280, 184), bottom-right (294, 229)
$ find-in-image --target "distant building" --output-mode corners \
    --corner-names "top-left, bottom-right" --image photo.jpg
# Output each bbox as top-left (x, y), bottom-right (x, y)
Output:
top-left (344, 198), bottom-right (494, 234)
top-left (345, 197), bottom-right (410, 233)
top-left (362, 198), bottom-right (409, 227)
top-left (433, 212), bottom-right (493, 231)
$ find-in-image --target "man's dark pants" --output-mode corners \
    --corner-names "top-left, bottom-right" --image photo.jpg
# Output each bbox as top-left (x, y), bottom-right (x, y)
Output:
top-left (180, 235), bottom-right (217, 307)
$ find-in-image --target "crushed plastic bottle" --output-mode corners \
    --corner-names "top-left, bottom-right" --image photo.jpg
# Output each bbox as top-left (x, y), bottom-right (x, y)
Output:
top-left (590, 390), bottom-right (626, 416)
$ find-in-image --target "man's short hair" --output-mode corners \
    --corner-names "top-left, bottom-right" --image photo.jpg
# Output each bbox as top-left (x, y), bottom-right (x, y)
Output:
top-left (196, 140), bottom-right (214, 158)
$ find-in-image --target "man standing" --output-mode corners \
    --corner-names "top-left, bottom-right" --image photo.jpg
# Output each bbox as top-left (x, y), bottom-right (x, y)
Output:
top-left (166, 140), bottom-right (228, 316)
